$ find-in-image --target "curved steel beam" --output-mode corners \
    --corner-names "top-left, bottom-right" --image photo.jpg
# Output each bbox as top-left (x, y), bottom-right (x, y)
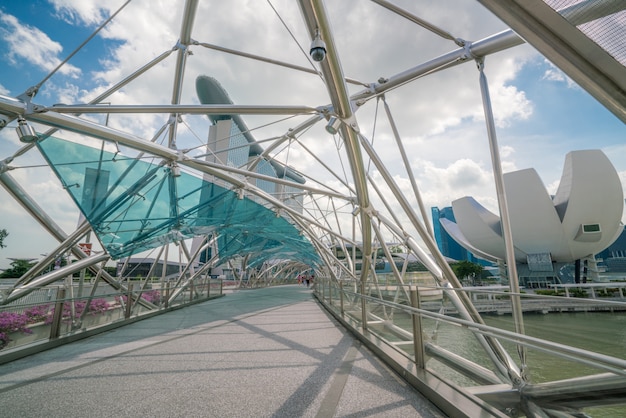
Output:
top-left (297, 1), bottom-right (373, 294)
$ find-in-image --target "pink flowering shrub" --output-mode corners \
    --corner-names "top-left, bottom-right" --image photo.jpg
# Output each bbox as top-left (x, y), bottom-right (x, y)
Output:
top-left (142, 290), bottom-right (162, 305)
top-left (88, 298), bottom-right (110, 315)
top-left (0, 298), bottom-right (112, 349)
top-left (57, 299), bottom-right (112, 323)
top-left (0, 312), bottom-right (32, 349)
top-left (24, 304), bottom-right (53, 323)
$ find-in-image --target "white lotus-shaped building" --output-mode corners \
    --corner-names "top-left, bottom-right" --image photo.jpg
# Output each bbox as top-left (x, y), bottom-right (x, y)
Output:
top-left (441, 150), bottom-right (624, 266)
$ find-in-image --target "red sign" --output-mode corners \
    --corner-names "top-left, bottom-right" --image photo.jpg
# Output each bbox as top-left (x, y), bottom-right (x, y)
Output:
top-left (79, 243), bottom-right (92, 255)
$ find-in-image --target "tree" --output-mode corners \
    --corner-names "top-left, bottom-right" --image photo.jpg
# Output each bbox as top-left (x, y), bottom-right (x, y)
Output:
top-left (451, 260), bottom-right (484, 286)
top-left (389, 245), bottom-right (405, 254)
top-left (0, 229), bottom-right (7, 248)
top-left (0, 258), bottom-right (36, 278)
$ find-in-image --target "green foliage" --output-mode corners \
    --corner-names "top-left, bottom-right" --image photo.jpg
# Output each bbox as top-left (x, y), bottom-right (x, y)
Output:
top-left (569, 288), bottom-right (588, 298)
top-left (596, 288), bottom-right (617, 297)
top-left (0, 258), bottom-right (36, 278)
top-left (451, 260), bottom-right (484, 285)
top-left (388, 245), bottom-right (404, 254)
top-left (405, 261), bottom-right (428, 272)
top-left (535, 289), bottom-right (561, 296)
top-left (0, 229), bottom-right (7, 248)
top-left (103, 266), bottom-right (118, 277)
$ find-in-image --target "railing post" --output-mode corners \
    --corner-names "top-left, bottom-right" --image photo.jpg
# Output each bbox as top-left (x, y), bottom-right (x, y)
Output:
top-left (164, 283), bottom-right (170, 308)
top-left (189, 279), bottom-right (194, 303)
top-left (49, 288), bottom-right (66, 340)
top-left (361, 280), bottom-right (368, 332)
top-left (328, 278), bottom-right (333, 307)
top-left (125, 283), bottom-right (133, 319)
top-left (410, 286), bottom-right (425, 369)
top-left (339, 281), bottom-right (344, 317)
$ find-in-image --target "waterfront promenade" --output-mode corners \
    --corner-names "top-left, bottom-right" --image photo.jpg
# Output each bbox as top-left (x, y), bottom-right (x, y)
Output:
top-left (0, 285), bottom-right (444, 418)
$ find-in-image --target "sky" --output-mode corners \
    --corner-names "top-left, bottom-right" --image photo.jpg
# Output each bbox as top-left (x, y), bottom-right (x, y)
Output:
top-left (0, 0), bottom-right (625, 270)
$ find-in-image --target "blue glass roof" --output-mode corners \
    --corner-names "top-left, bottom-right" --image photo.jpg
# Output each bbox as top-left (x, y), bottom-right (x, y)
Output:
top-left (36, 135), bottom-right (320, 267)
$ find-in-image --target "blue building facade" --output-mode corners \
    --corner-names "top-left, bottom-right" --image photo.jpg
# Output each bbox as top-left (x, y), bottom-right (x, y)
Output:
top-left (596, 225), bottom-right (626, 273)
top-left (431, 206), bottom-right (491, 267)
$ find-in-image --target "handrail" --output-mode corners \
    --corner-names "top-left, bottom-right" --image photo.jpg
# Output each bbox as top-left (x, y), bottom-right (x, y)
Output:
top-left (340, 288), bottom-right (626, 376)
top-left (315, 277), bottom-right (626, 414)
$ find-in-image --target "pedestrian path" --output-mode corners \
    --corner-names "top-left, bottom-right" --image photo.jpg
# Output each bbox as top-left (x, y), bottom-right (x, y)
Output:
top-left (0, 285), bottom-right (445, 418)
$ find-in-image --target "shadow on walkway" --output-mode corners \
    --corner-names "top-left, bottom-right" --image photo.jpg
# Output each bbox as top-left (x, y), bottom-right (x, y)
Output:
top-left (0, 285), bottom-right (445, 418)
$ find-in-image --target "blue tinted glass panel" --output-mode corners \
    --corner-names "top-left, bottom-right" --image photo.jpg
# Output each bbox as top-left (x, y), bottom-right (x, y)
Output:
top-left (37, 135), bottom-right (319, 267)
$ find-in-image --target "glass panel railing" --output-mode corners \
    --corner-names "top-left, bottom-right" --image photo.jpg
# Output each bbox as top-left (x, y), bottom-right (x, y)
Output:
top-left (1, 278), bottom-right (224, 353)
top-left (314, 277), bottom-right (626, 417)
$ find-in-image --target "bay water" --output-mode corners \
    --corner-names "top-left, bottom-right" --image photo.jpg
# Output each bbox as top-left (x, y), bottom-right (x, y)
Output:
top-left (389, 310), bottom-right (626, 417)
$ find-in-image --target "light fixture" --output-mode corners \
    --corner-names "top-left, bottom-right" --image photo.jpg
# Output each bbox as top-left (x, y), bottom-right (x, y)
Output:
top-left (16, 118), bottom-right (38, 143)
top-left (325, 117), bottom-right (341, 135)
top-left (170, 162), bottom-right (181, 177)
top-left (309, 29), bottom-right (327, 62)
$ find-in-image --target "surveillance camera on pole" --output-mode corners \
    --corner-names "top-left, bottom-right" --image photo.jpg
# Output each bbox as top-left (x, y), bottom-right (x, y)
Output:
top-left (309, 29), bottom-right (326, 62)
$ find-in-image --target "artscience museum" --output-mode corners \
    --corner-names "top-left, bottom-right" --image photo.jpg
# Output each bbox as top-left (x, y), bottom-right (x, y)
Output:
top-left (440, 149), bottom-right (625, 286)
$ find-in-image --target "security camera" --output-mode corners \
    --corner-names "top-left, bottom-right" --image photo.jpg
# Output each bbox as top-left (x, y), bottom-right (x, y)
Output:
top-left (310, 31), bottom-right (326, 62)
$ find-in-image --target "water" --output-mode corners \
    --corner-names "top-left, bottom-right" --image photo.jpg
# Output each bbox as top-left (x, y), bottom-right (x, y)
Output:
top-left (427, 312), bottom-right (626, 417)
top-left (484, 312), bottom-right (626, 379)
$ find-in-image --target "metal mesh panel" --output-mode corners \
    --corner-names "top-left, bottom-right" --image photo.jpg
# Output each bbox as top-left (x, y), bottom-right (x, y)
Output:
top-left (545, 0), bottom-right (626, 65)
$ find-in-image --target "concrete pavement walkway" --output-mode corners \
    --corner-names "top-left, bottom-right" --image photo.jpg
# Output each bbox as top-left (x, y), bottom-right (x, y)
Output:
top-left (0, 285), bottom-right (445, 418)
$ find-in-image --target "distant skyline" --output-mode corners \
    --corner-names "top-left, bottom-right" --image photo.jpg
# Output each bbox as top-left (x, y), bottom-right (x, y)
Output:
top-left (0, 0), bottom-right (625, 269)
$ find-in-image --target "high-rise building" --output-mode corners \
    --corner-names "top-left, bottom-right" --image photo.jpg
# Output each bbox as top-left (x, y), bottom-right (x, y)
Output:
top-left (431, 206), bottom-right (490, 266)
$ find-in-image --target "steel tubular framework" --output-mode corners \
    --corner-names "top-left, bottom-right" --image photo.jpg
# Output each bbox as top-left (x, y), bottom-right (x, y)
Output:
top-left (0, 0), bottom-right (625, 416)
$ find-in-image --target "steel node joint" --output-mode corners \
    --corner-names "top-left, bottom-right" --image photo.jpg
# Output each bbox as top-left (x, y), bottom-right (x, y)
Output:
top-left (174, 39), bottom-right (188, 51)
top-left (461, 41), bottom-right (480, 61)
top-left (0, 159), bottom-right (12, 174)
top-left (343, 114), bottom-right (359, 133)
top-left (318, 105), bottom-right (331, 114)
top-left (475, 56), bottom-right (486, 71)
top-left (17, 85), bottom-right (38, 102)
top-left (361, 204), bottom-right (376, 217)
top-left (454, 37), bottom-right (467, 47)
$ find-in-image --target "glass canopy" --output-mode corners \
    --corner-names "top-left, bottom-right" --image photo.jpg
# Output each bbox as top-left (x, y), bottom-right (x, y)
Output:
top-left (37, 135), bottom-right (319, 267)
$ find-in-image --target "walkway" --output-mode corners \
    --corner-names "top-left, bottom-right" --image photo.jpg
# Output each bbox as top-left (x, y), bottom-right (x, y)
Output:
top-left (0, 285), bottom-right (445, 418)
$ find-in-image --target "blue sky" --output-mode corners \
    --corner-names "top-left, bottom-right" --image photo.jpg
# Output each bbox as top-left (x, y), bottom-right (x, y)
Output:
top-left (511, 60), bottom-right (623, 142)
top-left (0, 0), bottom-right (624, 268)
top-left (493, 59), bottom-right (626, 181)
top-left (0, 1), bottom-right (119, 99)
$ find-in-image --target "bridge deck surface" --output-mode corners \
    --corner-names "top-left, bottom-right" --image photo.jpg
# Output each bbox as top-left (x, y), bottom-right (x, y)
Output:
top-left (0, 285), bottom-right (444, 418)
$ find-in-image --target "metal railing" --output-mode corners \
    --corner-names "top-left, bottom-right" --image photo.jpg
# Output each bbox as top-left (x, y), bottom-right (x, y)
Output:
top-left (314, 276), bottom-right (626, 417)
top-left (0, 277), bottom-right (224, 359)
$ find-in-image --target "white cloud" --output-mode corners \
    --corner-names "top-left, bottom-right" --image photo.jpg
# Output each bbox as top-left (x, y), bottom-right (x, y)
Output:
top-left (49, 0), bottom-right (110, 26)
top-left (0, 0), bottom-right (624, 267)
top-left (500, 145), bottom-right (515, 158)
top-left (541, 59), bottom-right (578, 89)
top-left (0, 155), bottom-right (81, 266)
top-left (0, 13), bottom-right (81, 78)
top-left (545, 179), bottom-right (560, 196)
top-left (489, 84), bottom-right (533, 127)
